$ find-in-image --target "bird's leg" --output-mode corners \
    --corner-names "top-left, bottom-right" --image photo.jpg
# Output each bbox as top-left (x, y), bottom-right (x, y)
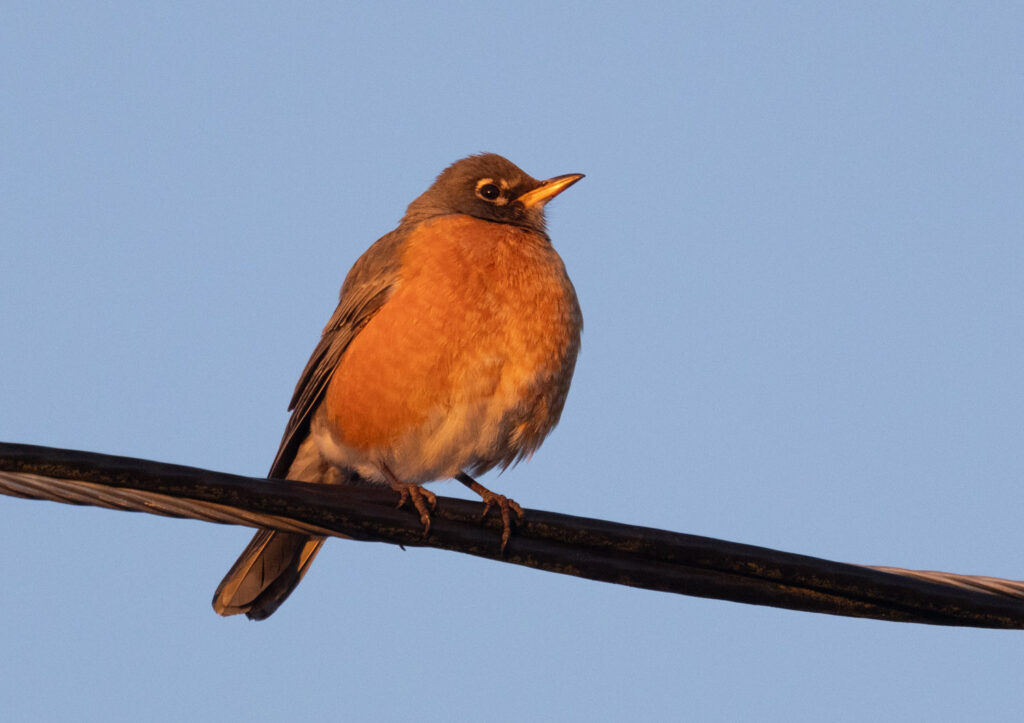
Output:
top-left (455, 472), bottom-right (524, 553)
top-left (382, 464), bottom-right (436, 536)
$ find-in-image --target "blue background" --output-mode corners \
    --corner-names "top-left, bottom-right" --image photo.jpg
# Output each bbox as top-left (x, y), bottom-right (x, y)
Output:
top-left (3, 3), bottom-right (1023, 721)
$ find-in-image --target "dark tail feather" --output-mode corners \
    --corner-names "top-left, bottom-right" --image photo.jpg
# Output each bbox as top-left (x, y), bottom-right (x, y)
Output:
top-left (212, 529), bottom-right (325, 620)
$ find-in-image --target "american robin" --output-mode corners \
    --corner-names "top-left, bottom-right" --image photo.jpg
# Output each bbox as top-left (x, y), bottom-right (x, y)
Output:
top-left (212, 153), bottom-right (583, 619)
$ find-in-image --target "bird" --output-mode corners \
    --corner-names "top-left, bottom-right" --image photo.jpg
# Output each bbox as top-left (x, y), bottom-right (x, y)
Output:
top-left (212, 153), bottom-right (584, 620)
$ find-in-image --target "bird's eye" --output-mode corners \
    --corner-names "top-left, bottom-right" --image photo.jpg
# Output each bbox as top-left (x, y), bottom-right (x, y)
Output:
top-left (477, 182), bottom-right (501, 201)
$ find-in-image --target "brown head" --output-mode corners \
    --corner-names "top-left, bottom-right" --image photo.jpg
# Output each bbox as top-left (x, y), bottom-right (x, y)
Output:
top-left (402, 153), bottom-right (583, 234)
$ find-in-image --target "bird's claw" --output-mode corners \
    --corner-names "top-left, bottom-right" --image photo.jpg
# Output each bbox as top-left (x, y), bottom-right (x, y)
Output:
top-left (477, 490), bottom-right (524, 553)
top-left (396, 484), bottom-right (437, 536)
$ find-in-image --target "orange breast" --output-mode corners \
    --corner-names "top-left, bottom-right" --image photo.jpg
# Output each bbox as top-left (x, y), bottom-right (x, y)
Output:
top-left (322, 214), bottom-right (581, 462)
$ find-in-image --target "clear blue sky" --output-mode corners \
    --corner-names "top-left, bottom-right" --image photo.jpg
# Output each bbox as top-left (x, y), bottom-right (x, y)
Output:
top-left (3, 3), bottom-right (1023, 721)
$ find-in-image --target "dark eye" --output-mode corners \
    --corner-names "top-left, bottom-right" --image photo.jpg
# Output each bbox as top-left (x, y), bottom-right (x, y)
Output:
top-left (478, 183), bottom-right (501, 201)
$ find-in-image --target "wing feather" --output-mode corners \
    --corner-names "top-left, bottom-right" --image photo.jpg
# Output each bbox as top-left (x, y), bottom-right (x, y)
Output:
top-left (267, 226), bottom-right (409, 479)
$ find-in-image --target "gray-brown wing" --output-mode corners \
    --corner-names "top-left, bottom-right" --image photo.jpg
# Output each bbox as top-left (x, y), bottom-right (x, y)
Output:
top-left (267, 226), bottom-right (409, 479)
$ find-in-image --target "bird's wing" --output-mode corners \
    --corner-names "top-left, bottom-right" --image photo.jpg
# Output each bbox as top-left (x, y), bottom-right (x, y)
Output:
top-left (267, 226), bottom-right (409, 479)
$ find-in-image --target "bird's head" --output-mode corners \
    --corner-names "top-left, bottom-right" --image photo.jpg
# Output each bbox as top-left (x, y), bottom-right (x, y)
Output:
top-left (402, 153), bottom-right (583, 234)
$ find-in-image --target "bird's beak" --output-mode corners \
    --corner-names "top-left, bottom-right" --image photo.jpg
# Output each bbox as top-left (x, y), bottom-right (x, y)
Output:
top-left (516, 173), bottom-right (585, 209)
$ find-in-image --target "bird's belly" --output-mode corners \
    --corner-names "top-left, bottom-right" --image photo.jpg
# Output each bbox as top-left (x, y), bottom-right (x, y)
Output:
top-left (313, 392), bottom-right (507, 484)
top-left (316, 326), bottom-right (563, 485)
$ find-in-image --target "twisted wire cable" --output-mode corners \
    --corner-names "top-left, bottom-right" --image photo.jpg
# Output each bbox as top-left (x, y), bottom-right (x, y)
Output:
top-left (3, 442), bottom-right (1023, 628)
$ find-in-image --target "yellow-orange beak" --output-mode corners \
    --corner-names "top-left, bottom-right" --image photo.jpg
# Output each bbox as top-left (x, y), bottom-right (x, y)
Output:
top-left (516, 173), bottom-right (585, 209)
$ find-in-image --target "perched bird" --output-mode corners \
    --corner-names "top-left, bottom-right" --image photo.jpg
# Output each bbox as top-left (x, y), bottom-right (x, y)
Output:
top-left (213, 153), bottom-right (584, 619)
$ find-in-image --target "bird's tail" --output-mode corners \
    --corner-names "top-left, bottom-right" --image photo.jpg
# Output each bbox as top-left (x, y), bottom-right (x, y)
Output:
top-left (212, 529), bottom-right (325, 620)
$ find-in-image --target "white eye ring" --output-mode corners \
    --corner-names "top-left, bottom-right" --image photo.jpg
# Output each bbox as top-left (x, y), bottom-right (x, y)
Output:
top-left (475, 178), bottom-right (505, 203)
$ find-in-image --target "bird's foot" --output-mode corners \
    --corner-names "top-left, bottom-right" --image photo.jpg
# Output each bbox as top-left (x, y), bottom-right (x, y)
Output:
top-left (456, 472), bottom-right (524, 553)
top-left (395, 484), bottom-right (437, 536)
top-left (382, 463), bottom-right (437, 536)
